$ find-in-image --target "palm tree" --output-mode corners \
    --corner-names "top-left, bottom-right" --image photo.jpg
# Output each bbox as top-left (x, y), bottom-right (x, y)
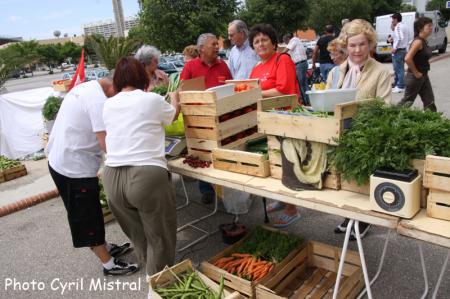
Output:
top-left (87, 35), bottom-right (139, 70)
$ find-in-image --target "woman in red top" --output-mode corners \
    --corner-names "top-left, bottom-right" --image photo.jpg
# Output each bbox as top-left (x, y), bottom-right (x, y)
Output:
top-left (249, 24), bottom-right (301, 228)
top-left (249, 24), bottom-right (300, 99)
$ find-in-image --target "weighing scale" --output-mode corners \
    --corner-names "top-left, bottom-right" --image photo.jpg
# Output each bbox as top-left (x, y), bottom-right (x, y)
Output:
top-left (165, 136), bottom-right (187, 157)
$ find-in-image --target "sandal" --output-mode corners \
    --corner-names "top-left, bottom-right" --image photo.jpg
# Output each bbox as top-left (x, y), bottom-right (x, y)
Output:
top-left (266, 201), bottom-right (286, 213)
top-left (271, 213), bottom-right (301, 228)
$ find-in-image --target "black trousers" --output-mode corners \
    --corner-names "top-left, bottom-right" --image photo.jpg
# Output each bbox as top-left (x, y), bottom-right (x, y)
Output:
top-left (48, 164), bottom-right (105, 248)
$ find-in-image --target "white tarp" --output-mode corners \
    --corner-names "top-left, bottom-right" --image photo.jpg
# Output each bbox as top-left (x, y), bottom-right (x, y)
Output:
top-left (0, 87), bottom-right (54, 159)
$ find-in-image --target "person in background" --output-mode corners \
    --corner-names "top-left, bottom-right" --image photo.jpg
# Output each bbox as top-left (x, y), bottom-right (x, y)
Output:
top-left (326, 38), bottom-right (348, 89)
top-left (182, 45), bottom-right (199, 63)
top-left (312, 25), bottom-right (335, 83)
top-left (47, 77), bottom-right (137, 277)
top-left (329, 19), bottom-right (392, 239)
top-left (283, 33), bottom-right (310, 105)
top-left (391, 12), bottom-right (410, 93)
top-left (399, 17), bottom-right (437, 112)
top-left (102, 57), bottom-right (180, 279)
top-left (180, 33), bottom-right (232, 204)
top-left (227, 19), bottom-right (260, 80)
top-left (326, 19), bottom-right (392, 104)
top-left (249, 23), bottom-right (301, 228)
top-left (134, 45), bottom-right (169, 92)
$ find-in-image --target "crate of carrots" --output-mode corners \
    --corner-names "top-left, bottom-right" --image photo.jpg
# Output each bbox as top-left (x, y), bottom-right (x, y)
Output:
top-left (201, 226), bottom-right (304, 298)
top-left (149, 259), bottom-right (243, 299)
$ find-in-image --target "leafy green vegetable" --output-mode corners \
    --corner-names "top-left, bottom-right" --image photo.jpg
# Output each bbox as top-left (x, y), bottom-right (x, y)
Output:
top-left (0, 156), bottom-right (21, 170)
top-left (42, 96), bottom-right (63, 120)
top-left (331, 100), bottom-right (450, 185)
top-left (237, 226), bottom-right (303, 263)
top-left (151, 85), bottom-right (168, 96)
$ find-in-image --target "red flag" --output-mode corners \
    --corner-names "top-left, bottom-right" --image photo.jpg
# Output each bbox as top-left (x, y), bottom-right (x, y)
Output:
top-left (68, 48), bottom-right (85, 91)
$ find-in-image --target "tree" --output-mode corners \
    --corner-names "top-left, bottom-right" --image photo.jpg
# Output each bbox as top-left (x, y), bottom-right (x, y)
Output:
top-left (306, 0), bottom-right (372, 34)
top-left (60, 42), bottom-right (82, 64)
top-left (368, 0), bottom-right (403, 21)
top-left (135, 0), bottom-right (237, 51)
top-left (400, 4), bottom-right (416, 12)
top-left (427, 0), bottom-right (450, 21)
top-left (238, 0), bottom-right (309, 37)
top-left (37, 44), bottom-right (62, 72)
top-left (88, 35), bottom-right (138, 70)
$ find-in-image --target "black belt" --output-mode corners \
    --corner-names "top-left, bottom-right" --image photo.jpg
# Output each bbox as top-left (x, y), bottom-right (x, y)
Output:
top-left (295, 60), bottom-right (307, 64)
top-left (397, 48), bottom-right (406, 51)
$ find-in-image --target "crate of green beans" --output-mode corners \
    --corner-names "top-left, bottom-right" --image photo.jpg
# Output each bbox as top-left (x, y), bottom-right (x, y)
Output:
top-left (149, 259), bottom-right (242, 299)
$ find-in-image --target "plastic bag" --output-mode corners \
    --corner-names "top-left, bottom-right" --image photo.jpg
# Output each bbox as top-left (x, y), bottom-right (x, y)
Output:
top-left (164, 113), bottom-right (184, 136)
top-left (221, 187), bottom-right (253, 215)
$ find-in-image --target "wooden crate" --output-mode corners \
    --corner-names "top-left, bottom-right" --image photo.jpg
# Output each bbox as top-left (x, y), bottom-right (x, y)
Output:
top-left (255, 241), bottom-right (363, 299)
top-left (212, 148), bottom-right (270, 177)
top-left (266, 136), bottom-right (340, 190)
top-left (149, 259), bottom-right (242, 299)
top-left (258, 96), bottom-right (367, 145)
top-left (102, 207), bottom-right (115, 224)
top-left (180, 86), bottom-right (262, 116)
top-left (225, 79), bottom-right (260, 88)
top-left (0, 165), bottom-right (27, 183)
top-left (52, 79), bottom-right (71, 92)
top-left (201, 226), bottom-right (304, 298)
top-left (424, 155), bottom-right (450, 192)
top-left (181, 87), bottom-right (262, 161)
top-left (340, 180), bottom-right (370, 195)
top-left (427, 190), bottom-right (450, 221)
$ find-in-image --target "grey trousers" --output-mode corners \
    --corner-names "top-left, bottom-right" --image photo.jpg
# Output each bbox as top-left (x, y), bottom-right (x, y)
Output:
top-left (102, 165), bottom-right (177, 275)
top-left (399, 72), bottom-right (436, 112)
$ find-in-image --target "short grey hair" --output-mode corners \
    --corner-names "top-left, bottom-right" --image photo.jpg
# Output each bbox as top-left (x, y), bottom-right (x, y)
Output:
top-left (229, 20), bottom-right (249, 38)
top-left (197, 33), bottom-right (216, 50)
top-left (134, 45), bottom-right (161, 65)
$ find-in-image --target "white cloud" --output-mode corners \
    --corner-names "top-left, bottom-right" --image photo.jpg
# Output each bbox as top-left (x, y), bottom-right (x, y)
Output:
top-left (7, 15), bottom-right (23, 22)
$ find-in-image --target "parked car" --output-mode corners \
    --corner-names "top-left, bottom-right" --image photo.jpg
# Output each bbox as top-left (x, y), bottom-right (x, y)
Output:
top-left (85, 69), bottom-right (109, 81)
top-left (158, 62), bottom-right (180, 75)
top-left (62, 72), bottom-right (75, 80)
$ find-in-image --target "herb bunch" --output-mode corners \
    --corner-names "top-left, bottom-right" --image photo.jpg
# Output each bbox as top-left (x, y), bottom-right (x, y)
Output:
top-left (331, 100), bottom-right (450, 185)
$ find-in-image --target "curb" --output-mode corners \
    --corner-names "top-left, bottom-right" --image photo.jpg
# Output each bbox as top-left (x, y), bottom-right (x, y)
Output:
top-left (0, 189), bottom-right (59, 217)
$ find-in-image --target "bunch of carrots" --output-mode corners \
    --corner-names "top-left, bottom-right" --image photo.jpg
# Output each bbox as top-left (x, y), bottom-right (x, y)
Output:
top-left (213, 253), bottom-right (274, 282)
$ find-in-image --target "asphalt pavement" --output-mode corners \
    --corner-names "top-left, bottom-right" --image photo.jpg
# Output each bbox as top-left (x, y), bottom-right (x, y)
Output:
top-left (0, 53), bottom-right (449, 298)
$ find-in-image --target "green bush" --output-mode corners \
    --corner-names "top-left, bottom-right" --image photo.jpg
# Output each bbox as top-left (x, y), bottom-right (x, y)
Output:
top-left (42, 96), bottom-right (63, 120)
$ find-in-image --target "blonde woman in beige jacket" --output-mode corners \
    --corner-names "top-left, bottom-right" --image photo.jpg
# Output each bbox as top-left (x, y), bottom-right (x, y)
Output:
top-left (330, 20), bottom-right (392, 239)
top-left (326, 19), bottom-right (392, 104)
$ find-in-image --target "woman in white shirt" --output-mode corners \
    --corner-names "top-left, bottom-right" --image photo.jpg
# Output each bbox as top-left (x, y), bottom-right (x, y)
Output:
top-left (102, 57), bottom-right (180, 277)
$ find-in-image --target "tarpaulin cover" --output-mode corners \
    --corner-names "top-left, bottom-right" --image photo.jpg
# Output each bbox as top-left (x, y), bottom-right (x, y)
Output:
top-left (0, 87), bottom-right (54, 158)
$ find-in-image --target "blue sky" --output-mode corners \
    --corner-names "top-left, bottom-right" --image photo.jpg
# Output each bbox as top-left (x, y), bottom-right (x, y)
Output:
top-left (0, 0), bottom-right (140, 40)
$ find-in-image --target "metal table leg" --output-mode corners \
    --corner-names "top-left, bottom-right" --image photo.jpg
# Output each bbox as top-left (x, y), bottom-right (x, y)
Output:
top-left (354, 221), bottom-right (374, 299)
top-left (176, 176), bottom-right (189, 210)
top-left (432, 250), bottom-right (449, 299)
top-left (333, 220), bottom-right (373, 299)
top-left (419, 244), bottom-right (429, 299)
top-left (177, 192), bottom-right (219, 252)
top-left (333, 219), bottom-right (355, 299)
top-left (357, 229), bottom-right (392, 299)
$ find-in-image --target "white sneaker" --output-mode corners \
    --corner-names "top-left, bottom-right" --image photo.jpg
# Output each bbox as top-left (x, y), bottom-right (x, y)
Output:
top-left (392, 87), bottom-right (405, 93)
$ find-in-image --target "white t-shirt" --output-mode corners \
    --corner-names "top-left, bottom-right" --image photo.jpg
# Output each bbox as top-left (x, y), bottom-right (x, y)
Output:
top-left (286, 37), bottom-right (307, 64)
top-left (48, 80), bottom-right (106, 178)
top-left (103, 89), bottom-right (175, 169)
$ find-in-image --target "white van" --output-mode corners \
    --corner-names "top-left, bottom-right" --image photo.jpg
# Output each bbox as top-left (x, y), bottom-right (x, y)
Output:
top-left (374, 11), bottom-right (448, 60)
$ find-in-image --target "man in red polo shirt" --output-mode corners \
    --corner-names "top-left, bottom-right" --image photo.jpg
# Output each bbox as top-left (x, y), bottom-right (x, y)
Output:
top-left (181, 33), bottom-right (232, 88)
top-left (180, 33), bottom-right (232, 204)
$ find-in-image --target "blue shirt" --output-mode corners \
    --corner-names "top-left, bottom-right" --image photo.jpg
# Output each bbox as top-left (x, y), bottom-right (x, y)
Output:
top-left (228, 40), bottom-right (260, 80)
